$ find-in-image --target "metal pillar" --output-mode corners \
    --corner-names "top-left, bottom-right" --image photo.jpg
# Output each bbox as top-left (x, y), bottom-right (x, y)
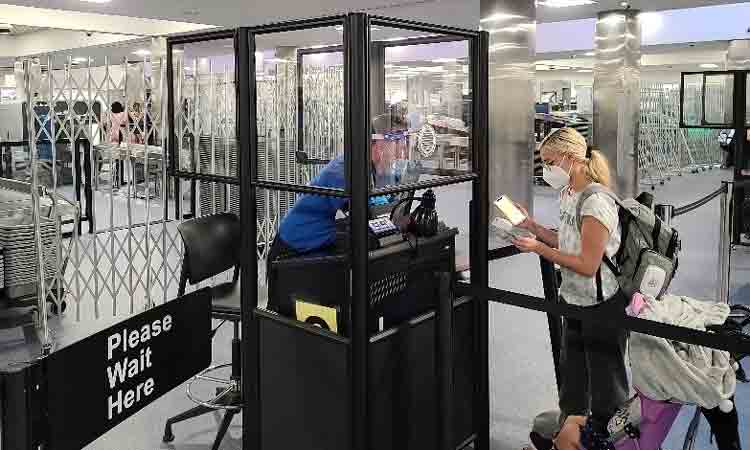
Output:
top-left (593, 9), bottom-right (641, 198)
top-left (718, 181), bottom-right (734, 303)
top-left (480, 0), bottom-right (536, 215)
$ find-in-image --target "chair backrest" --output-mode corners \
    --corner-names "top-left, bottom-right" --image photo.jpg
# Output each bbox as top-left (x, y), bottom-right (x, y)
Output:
top-left (177, 212), bottom-right (240, 290)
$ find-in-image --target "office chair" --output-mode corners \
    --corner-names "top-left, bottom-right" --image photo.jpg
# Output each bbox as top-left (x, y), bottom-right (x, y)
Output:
top-left (162, 212), bottom-right (251, 450)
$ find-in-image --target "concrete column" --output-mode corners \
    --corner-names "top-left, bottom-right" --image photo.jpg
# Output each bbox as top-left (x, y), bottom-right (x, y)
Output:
top-left (593, 9), bottom-right (641, 198)
top-left (480, 0), bottom-right (536, 215)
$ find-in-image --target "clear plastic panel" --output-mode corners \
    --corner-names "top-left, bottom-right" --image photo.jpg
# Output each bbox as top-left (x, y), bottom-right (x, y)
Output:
top-left (171, 38), bottom-right (237, 178)
top-left (704, 73), bottom-right (733, 125)
top-left (254, 26), bottom-right (344, 192)
top-left (371, 25), bottom-right (473, 194)
top-left (681, 73), bottom-right (703, 126)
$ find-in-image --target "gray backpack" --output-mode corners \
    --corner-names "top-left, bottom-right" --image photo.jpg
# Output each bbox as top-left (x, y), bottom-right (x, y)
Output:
top-left (576, 184), bottom-right (680, 300)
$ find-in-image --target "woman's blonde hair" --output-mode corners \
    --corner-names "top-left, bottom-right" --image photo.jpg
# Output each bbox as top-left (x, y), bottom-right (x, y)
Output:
top-left (539, 127), bottom-right (612, 187)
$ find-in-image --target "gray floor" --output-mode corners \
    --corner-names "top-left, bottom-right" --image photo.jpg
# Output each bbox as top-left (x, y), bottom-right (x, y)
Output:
top-left (2, 168), bottom-right (748, 450)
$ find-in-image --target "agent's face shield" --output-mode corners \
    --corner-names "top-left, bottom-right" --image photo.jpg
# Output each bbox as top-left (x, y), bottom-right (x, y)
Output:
top-left (372, 129), bottom-right (409, 187)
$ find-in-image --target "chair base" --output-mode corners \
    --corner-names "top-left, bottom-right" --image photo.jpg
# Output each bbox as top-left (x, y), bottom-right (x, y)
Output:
top-left (163, 388), bottom-right (242, 450)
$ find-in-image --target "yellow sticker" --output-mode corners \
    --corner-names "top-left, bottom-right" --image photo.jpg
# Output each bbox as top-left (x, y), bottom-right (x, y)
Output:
top-left (295, 300), bottom-right (338, 334)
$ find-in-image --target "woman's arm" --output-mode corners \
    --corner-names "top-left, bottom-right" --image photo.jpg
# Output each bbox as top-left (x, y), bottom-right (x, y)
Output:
top-left (514, 216), bottom-right (609, 277)
top-left (527, 221), bottom-right (559, 249)
top-left (513, 203), bottom-right (559, 248)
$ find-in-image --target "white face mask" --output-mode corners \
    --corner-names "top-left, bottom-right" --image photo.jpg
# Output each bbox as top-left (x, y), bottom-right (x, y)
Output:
top-left (542, 156), bottom-right (572, 190)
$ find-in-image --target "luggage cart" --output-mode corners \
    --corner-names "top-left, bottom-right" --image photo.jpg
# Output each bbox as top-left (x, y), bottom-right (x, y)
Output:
top-left (0, 177), bottom-right (78, 315)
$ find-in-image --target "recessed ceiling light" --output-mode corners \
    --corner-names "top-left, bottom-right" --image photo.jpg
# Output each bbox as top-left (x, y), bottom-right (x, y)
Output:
top-left (133, 49), bottom-right (151, 57)
top-left (536, 65), bottom-right (551, 71)
top-left (537, 0), bottom-right (597, 7)
top-left (578, 69), bottom-right (593, 73)
top-left (620, 1), bottom-right (629, 7)
top-left (480, 13), bottom-right (524, 23)
top-left (700, 63), bottom-right (720, 69)
top-left (584, 51), bottom-right (596, 56)
top-left (639, 12), bottom-right (663, 34)
top-left (73, 57), bottom-right (88, 63)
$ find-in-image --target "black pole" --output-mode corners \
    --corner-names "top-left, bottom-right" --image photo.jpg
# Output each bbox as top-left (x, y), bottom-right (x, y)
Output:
top-left (237, 28), bottom-right (260, 450)
top-left (346, 12), bottom-right (371, 450)
top-left (471, 30), bottom-right (490, 450)
top-left (733, 71), bottom-right (747, 244)
top-left (436, 270), bottom-right (454, 450)
top-left (539, 257), bottom-right (562, 391)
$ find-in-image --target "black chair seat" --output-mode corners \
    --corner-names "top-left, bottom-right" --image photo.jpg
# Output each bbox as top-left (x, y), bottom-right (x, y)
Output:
top-left (210, 280), bottom-right (268, 320)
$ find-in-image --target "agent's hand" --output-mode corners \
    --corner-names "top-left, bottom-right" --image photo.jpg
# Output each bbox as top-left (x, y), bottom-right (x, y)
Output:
top-left (512, 236), bottom-right (544, 254)
top-left (554, 418), bottom-right (584, 450)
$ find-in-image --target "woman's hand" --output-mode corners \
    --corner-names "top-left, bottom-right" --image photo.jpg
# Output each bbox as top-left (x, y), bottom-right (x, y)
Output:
top-left (514, 202), bottom-right (535, 231)
top-left (512, 236), bottom-right (546, 255)
top-left (554, 418), bottom-right (584, 450)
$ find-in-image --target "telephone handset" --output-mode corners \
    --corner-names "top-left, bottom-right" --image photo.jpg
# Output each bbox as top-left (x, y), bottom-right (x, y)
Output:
top-left (368, 216), bottom-right (403, 249)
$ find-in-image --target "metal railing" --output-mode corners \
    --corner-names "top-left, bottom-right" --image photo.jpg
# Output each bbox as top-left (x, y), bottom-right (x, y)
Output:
top-left (656, 181), bottom-right (734, 303)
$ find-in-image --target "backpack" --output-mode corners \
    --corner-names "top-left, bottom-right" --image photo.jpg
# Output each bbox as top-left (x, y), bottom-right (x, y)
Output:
top-left (576, 184), bottom-right (680, 300)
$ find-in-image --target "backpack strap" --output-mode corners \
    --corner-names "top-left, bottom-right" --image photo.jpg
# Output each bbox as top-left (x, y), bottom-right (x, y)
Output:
top-left (575, 184), bottom-right (623, 231)
top-left (575, 184), bottom-right (623, 284)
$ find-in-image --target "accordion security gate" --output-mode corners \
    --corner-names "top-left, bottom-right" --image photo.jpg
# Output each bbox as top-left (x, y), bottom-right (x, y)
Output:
top-left (17, 53), bottom-right (202, 347)
top-left (639, 82), bottom-right (723, 189)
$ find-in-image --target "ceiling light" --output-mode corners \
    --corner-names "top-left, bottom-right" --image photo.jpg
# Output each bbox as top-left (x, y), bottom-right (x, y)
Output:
top-left (700, 63), bottom-right (720, 69)
top-left (384, 64), bottom-right (394, 68)
top-left (537, 0), bottom-right (597, 7)
top-left (432, 58), bottom-right (457, 63)
top-left (536, 65), bottom-right (551, 71)
top-left (480, 13), bottom-right (524, 23)
top-left (638, 12), bottom-right (663, 34)
top-left (578, 69), bottom-right (593, 73)
top-left (620, 1), bottom-right (629, 7)
top-left (584, 51), bottom-right (596, 56)
top-left (73, 57), bottom-right (88, 63)
top-left (133, 49), bottom-right (151, 57)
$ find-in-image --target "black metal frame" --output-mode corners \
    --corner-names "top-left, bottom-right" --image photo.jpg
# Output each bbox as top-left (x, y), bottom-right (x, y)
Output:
top-left (245, 13), bottom-right (485, 450)
top-left (679, 69), bottom-right (749, 242)
top-left (679, 70), bottom-right (740, 129)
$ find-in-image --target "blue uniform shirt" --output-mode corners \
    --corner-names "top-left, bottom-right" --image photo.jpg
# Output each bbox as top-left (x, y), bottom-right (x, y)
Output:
top-left (278, 156), bottom-right (348, 253)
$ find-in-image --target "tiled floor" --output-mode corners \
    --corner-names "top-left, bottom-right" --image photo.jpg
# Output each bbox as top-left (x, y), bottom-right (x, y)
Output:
top-left (1, 168), bottom-right (747, 450)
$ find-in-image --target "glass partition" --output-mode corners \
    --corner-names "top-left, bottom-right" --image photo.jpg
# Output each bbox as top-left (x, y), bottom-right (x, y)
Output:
top-left (681, 73), bottom-right (703, 127)
top-left (369, 22), bottom-right (474, 194)
top-left (254, 24), bottom-right (345, 194)
top-left (704, 73), bottom-right (733, 125)
top-left (170, 36), bottom-right (237, 180)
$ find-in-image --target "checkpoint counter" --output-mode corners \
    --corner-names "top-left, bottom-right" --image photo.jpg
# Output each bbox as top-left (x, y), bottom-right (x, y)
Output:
top-left (257, 226), bottom-right (479, 450)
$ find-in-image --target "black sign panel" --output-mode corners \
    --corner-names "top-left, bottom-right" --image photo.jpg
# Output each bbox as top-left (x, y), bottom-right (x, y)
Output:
top-left (44, 289), bottom-right (212, 450)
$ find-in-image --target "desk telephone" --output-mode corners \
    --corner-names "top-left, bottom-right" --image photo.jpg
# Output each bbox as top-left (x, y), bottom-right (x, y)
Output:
top-left (368, 216), bottom-right (403, 248)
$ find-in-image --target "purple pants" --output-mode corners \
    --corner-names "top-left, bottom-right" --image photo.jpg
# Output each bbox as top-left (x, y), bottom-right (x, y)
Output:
top-left (616, 394), bottom-right (682, 450)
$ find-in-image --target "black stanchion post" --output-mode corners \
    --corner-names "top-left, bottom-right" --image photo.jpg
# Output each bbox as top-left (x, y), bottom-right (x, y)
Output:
top-left (346, 13), bottom-right (371, 450)
top-left (539, 257), bottom-right (562, 391)
top-left (732, 70), bottom-right (747, 244)
top-left (437, 271), bottom-right (454, 450)
top-left (471, 30), bottom-right (490, 450)
top-left (237, 28), bottom-right (260, 450)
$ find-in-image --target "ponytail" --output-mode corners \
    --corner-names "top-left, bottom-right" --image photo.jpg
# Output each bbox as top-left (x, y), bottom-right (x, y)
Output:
top-left (585, 148), bottom-right (612, 187)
